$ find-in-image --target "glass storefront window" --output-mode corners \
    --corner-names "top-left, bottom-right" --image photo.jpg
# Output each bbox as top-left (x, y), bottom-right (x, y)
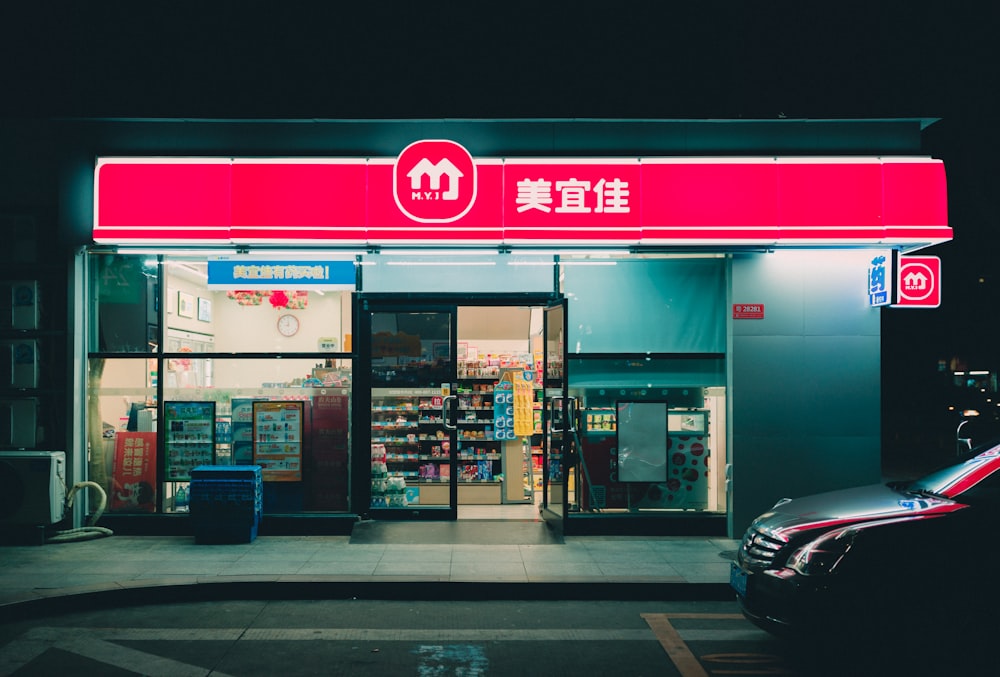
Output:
top-left (86, 357), bottom-right (157, 513)
top-left (86, 253), bottom-right (353, 355)
top-left (87, 252), bottom-right (355, 516)
top-left (162, 357), bottom-right (353, 513)
top-left (568, 357), bottom-right (727, 515)
top-left (89, 254), bottom-right (158, 353)
top-left (562, 257), bottom-right (726, 354)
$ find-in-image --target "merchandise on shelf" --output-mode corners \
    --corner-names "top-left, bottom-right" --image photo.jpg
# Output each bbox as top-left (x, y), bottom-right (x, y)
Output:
top-left (370, 388), bottom-right (452, 507)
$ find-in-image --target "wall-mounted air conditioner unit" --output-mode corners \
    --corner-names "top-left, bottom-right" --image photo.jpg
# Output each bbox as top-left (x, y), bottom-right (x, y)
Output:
top-left (0, 398), bottom-right (38, 447)
top-left (0, 280), bottom-right (39, 330)
top-left (0, 339), bottom-right (39, 388)
top-left (0, 451), bottom-right (66, 526)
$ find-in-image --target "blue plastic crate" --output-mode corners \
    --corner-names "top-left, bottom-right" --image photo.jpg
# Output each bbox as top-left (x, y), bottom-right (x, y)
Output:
top-left (190, 465), bottom-right (263, 543)
top-left (190, 479), bottom-right (260, 504)
top-left (194, 517), bottom-right (259, 544)
top-left (191, 465), bottom-right (262, 482)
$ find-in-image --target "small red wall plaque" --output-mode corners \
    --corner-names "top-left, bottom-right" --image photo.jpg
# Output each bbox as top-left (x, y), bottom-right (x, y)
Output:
top-left (733, 303), bottom-right (765, 319)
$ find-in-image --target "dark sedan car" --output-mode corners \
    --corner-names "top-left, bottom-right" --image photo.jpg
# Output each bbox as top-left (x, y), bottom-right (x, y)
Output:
top-left (731, 442), bottom-right (1000, 637)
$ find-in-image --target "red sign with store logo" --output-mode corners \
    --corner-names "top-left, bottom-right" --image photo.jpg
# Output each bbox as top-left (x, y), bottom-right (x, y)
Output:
top-left (895, 255), bottom-right (941, 307)
top-left (367, 159), bottom-right (505, 242)
top-left (94, 151), bottom-right (951, 248)
top-left (393, 140), bottom-right (477, 223)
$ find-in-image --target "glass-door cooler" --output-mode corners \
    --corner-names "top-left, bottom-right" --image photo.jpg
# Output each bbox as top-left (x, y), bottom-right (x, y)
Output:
top-left (371, 388), bottom-right (452, 509)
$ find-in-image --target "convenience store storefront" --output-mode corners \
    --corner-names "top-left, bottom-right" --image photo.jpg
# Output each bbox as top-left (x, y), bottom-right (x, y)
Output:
top-left (62, 118), bottom-right (951, 539)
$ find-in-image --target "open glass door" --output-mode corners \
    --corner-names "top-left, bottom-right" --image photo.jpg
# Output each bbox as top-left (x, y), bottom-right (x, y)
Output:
top-left (541, 300), bottom-right (570, 525)
top-left (366, 305), bottom-right (458, 518)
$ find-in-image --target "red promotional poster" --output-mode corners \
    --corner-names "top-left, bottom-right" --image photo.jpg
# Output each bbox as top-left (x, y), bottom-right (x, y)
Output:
top-left (111, 432), bottom-right (157, 512)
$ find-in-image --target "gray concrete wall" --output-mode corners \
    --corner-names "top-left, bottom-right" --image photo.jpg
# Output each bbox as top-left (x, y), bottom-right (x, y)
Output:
top-left (730, 250), bottom-right (883, 536)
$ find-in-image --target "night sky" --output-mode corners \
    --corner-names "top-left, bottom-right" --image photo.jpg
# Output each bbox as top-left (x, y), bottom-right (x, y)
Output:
top-left (3, 2), bottom-right (998, 444)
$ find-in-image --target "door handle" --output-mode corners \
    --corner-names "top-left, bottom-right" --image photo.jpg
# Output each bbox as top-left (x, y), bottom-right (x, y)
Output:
top-left (550, 395), bottom-right (565, 433)
top-left (442, 395), bottom-right (457, 431)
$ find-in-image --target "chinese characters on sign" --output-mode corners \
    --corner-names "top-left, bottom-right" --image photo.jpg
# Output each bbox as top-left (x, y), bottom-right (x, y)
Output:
top-left (515, 178), bottom-right (630, 214)
top-left (111, 432), bottom-right (157, 512)
top-left (232, 264), bottom-right (331, 281)
top-left (95, 153), bottom-right (951, 247)
top-left (207, 260), bottom-right (356, 288)
top-left (732, 304), bottom-right (765, 320)
top-left (503, 162), bottom-right (641, 238)
top-left (868, 254), bottom-right (892, 306)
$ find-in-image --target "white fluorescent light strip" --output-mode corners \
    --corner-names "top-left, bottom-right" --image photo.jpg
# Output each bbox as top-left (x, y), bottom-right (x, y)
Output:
top-left (110, 248), bottom-right (231, 256)
top-left (385, 261), bottom-right (497, 267)
top-left (379, 249), bottom-right (500, 256)
top-left (506, 261), bottom-right (617, 266)
top-left (166, 262), bottom-right (208, 279)
top-left (504, 158), bottom-right (640, 165)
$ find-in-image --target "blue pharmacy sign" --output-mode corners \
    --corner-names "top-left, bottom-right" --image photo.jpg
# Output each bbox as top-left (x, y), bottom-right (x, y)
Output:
top-left (207, 260), bottom-right (356, 289)
top-left (868, 254), bottom-right (893, 307)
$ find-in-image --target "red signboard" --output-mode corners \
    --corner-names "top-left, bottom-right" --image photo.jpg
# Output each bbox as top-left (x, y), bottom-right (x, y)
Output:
top-left (110, 432), bottom-right (157, 512)
top-left (93, 152), bottom-right (951, 249)
top-left (367, 159), bottom-right (505, 242)
top-left (502, 159), bottom-right (641, 242)
top-left (894, 255), bottom-right (941, 308)
top-left (230, 160), bottom-right (367, 243)
top-left (393, 140), bottom-right (477, 223)
top-left (733, 304), bottom-right (765, 320)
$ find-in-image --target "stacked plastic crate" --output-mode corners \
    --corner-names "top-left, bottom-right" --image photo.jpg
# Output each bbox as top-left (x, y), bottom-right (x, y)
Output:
top-left (189, 465), bottom-right (263, 544)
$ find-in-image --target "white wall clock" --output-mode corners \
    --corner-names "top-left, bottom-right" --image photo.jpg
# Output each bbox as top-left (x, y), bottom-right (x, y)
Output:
top-left (277, 314), bottom-right (300, 337)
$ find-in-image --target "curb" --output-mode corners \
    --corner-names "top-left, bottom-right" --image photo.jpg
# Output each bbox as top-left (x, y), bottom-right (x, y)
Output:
top-left (0, 580), bottom-right (735, 623)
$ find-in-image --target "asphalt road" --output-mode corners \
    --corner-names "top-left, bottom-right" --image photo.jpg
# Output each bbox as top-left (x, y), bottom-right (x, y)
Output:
top-left (0, 598), bottom-right (996, 676)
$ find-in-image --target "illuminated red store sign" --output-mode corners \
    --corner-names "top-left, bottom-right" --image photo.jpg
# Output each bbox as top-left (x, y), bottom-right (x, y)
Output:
top-left (93, 142), bottom-right (951, 248)
top-left (894, 255), bottom-right (941, 308)
top-left (393, 139), bottom-right (477, 223)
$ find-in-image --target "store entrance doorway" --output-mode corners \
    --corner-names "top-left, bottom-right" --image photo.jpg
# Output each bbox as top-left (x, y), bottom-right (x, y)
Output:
top-left (358, 295), bottom-right (567, 525)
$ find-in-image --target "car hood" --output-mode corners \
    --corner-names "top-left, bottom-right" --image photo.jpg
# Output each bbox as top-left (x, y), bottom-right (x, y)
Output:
top-left (751, 482), bottom-right (965, 542)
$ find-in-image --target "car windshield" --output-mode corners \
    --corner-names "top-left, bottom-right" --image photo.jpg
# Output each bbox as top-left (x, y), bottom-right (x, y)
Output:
top-left (909, 442), bottom-right (1000, 498)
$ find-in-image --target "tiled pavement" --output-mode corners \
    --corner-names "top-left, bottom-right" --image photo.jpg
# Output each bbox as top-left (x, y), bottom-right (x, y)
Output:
top-left (0, 530), bottom-right (740, 619)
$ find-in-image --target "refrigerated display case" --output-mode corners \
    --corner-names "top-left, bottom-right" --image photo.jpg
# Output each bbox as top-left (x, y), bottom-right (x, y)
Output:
top-left (370, 388), bottom-right (451, 507)
top-left (163, 401), bottom-right (216, 481)
top-left (252, 401), bottom-right (304, 482)
top-left (456, 380), bottom-right (502, 503)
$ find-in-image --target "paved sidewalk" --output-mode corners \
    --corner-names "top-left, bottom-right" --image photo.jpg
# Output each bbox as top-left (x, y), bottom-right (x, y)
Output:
top-left (0, 532), bottom-right (740, 619)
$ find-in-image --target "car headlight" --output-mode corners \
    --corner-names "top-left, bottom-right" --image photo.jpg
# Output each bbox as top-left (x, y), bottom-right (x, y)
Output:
top-left (787, 528), bottom-right (857, 576)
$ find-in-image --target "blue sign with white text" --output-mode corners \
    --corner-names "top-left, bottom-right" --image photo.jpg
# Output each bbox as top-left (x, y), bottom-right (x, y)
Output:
top-left (207, 260), bottom-right (355, 288)
top-left (868, 254), bottom-right (891, 307)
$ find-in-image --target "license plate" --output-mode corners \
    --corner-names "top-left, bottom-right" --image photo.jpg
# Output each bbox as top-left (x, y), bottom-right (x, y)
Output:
top-left (729, 562), bottom-right (748, 597)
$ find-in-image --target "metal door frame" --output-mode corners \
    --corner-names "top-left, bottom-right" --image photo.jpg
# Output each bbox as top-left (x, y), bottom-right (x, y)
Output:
top-left (539, 298), bottom-right (571, 530)
top-left (354, 292), bottom-right (564, 521)
top-left (356, 297), bottom-right (459, 520)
